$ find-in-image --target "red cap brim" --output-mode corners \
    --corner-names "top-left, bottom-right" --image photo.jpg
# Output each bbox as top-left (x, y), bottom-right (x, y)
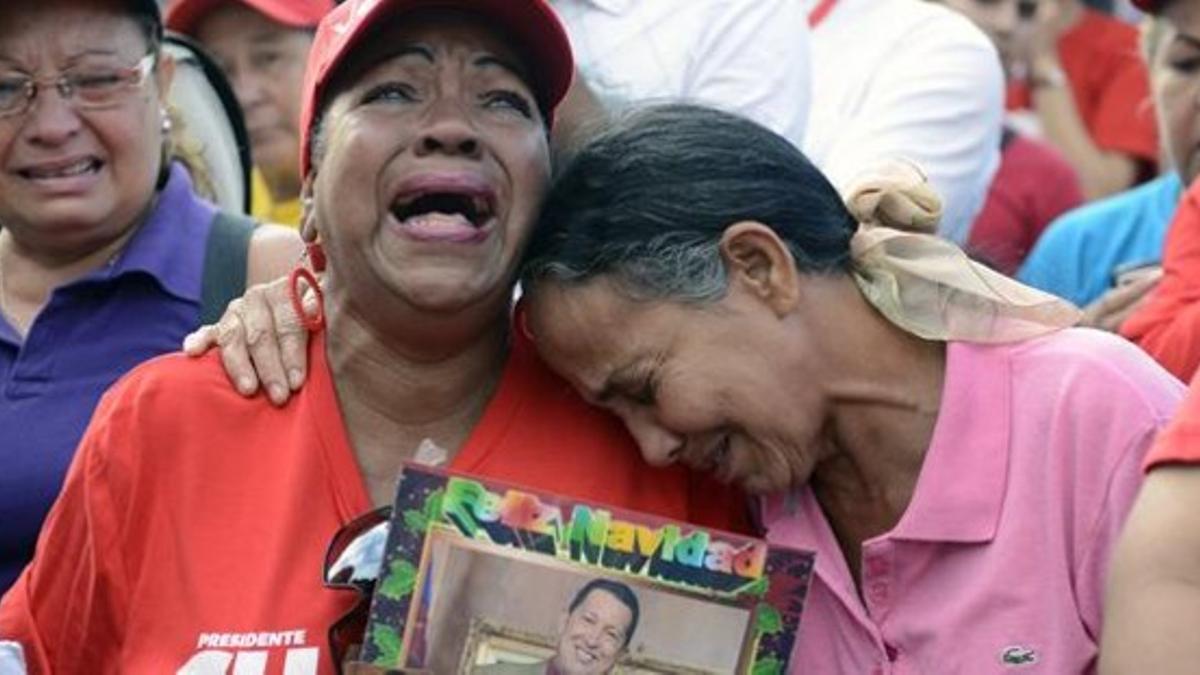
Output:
top-left (167, 0), bottom-right (333, 35)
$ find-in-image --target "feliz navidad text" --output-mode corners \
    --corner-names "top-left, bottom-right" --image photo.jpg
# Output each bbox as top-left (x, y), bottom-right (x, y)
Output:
top-left (439, 477), bottom-right (767, 594)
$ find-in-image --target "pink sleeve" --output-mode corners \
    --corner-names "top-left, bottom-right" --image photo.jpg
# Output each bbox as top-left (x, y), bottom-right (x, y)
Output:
top-left (1076, 424), bottom-right (1154, 640)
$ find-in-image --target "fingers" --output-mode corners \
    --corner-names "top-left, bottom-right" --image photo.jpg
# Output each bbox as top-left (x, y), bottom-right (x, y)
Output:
top-left (213, 298), bottom-right (260, 397)
top-left (240, 285), bottom-right (293, 406)
top-left (275, 285), bottom-right (313, 391)
top-left (1082, 274), bottom-right (1161, 333)
top-left (182, 324), bottom-right (218, 357)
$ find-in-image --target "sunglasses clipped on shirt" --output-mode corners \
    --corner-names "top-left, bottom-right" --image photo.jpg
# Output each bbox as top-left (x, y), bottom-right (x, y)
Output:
top-left (323, 506), bottom-right (392, 672)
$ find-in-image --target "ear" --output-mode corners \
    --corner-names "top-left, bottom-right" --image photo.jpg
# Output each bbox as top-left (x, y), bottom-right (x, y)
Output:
top-left (718, 221), bottom-right (801, 316)
top-left (154, 52), bottom-right (176, 103)
top-left (300, 174), bottom-right (319, 243)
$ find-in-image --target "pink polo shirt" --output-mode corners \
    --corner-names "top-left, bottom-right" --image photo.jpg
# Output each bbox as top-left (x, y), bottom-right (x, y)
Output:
top-left (765, 329), bottom-right (1183, 674)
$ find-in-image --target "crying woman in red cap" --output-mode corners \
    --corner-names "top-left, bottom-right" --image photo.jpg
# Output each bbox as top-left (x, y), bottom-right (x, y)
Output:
top-left (0, 1), bottom-right (745, 673)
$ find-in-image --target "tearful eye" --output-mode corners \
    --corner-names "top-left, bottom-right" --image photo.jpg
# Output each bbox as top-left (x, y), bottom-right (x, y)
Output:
top-left (0, 78), bottom-right (26, 102)
top-left (362, 82), bottom-right (418, 105)
top-left (71, 72), bottom-right (124, 91)
top-left (482, 90), bottom-right (533, 118)
top-left (1170, 57), bottom-right (1200, 74)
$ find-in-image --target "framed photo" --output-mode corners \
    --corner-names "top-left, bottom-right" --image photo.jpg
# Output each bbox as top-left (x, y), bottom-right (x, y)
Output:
top-left (358, 465), bottom-right (814, 674)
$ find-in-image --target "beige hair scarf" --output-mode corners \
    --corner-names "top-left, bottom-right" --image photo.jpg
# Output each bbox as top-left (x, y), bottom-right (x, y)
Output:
top-left (842, 160), bottom-right (1081, 343)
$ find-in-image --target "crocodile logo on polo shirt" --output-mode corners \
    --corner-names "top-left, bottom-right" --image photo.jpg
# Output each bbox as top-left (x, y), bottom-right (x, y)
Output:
top-left (1000, 645), bottom-right (1038, 666)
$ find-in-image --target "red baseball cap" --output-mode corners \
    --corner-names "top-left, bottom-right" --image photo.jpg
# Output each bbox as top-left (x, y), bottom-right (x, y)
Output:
top-left (298, 0), bottom-right (574, 176)
top-left (166, 0), bottom-right (334, 35)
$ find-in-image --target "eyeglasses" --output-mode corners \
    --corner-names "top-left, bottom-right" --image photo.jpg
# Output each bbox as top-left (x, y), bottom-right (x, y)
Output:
top-left (324, 506), bottom-right (392, 673)
top-left (0, 52), bottom-right (157, 119)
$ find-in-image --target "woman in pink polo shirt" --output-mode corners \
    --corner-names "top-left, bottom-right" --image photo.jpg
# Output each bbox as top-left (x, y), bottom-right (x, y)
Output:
top-left (198, 102), bottom-right (1184, 671)
top-left (515, 105), bottom-right (1183, 673)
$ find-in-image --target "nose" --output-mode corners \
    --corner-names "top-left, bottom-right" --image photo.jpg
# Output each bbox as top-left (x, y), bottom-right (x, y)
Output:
top-left (24, 85), bottom-right (82, 146)
top-left (415, 98), bottom-right (481, 158)
top-left (619, 408), bottom-right (684, 467)
top-left (581, 626), bottom-right (603, 647)
top-left (230, 69), bottom-right (268, 112)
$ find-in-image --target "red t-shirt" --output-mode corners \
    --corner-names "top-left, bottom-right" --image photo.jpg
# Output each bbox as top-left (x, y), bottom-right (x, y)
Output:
top-left (1144, 371), bottom-right (1200, 471)
top-left (967, 129), bottom-right (1084, 274)
top-left (0, 329), bottom-right (746, 674)
top-left (1007, 9), bottom-right (1158, 163)
top-left (1121, 177), bottom-right (1200, 382)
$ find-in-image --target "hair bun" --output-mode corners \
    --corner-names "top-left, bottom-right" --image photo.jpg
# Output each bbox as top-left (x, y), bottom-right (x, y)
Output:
top-left (844, 159), bottom-right (943, 234)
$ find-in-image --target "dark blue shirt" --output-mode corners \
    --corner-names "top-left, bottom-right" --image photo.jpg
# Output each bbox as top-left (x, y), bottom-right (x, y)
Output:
top-left (0, 164), bottom-right (217, 592)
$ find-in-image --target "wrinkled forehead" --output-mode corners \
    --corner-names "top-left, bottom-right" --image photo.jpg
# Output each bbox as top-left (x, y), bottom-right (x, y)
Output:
top-left (0, 0), bottom-right (149, 63)
top-left (321, 10), bottom-right (535, 113)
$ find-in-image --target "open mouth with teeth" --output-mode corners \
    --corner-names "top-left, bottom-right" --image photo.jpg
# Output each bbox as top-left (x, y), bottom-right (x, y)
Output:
top-left (389, 188), bottom-right (497, 244)
top-left (19, 157), bottom-right (104, 181)
top-left (574, 645), bottom-right (600, 665)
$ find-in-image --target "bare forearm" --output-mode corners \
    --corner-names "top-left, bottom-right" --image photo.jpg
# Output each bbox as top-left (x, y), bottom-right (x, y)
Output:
top-left (1102, 468), bottom-right (1200, 674)
top-left (1031, 63), bottom-right (1137, 199)
top-left (1102, 582), bottom-right (1200, 674)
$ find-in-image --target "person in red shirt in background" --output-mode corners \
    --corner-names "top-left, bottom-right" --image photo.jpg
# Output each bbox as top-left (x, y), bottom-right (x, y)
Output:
top-left (966, 121), bottom-right (1084, 274)
top-left (966, 0), bottom-right (1158, 200)
top-left (1118, 0), bottom-right (1200, 381)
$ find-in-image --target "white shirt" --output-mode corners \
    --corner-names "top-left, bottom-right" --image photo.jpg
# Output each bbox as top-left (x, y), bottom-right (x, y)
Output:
top-left (803, 0), bottom-right (1004, 243)
top-left (552, 0), bottom-right (811, 150)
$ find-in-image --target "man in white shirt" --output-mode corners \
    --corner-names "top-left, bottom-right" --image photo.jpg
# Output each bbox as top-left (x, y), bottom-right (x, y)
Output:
top-left (551, 0), bottom-right (812, 151)
top-left (552, 0), bottom-right (1000, 245)
top-left (804, 0), bottom-right (1004, 243)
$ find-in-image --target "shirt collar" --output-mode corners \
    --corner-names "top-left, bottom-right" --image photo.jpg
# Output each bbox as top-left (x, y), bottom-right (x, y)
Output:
top-left (763, 341), bottom-right (1010, 547)
top-left (886, 342), bottom-right (1010, 543)
top-left (101, 163), bottom-right (217, 303)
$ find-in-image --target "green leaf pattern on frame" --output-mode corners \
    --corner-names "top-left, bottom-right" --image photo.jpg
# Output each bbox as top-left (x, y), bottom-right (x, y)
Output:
top-left (750, 656), bottom-right (783, 675)
top-left (370, 624), bottom-right (403, 665)
top-left (741, 575), bottom-right (770, 598)
top-left (754, 603), bottom-right (783, 636)
top-left (401, 488), bottom-right (445, 535)
top-left (379, 559), bottom-right (418, 600)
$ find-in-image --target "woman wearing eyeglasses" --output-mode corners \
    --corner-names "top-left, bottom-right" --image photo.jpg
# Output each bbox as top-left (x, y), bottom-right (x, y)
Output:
top-left (0, 0), bottom-right (301, 596)
top-left (0, 0), bottom-right (743, 672)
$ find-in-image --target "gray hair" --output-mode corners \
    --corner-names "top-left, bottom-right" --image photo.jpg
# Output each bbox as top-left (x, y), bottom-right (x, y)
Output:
top-left (520, 105), bottom-right (856, 306)
top-left (539, 232), bottom-right (732, 303)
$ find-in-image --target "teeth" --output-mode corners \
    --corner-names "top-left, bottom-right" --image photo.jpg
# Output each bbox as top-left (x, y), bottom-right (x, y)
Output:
top-left (26, 159), bottom-right (96, 179)
top-left (473, 195), bottom-right (491, 219)
top-left (392, 191), bottom-right (492, 226)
